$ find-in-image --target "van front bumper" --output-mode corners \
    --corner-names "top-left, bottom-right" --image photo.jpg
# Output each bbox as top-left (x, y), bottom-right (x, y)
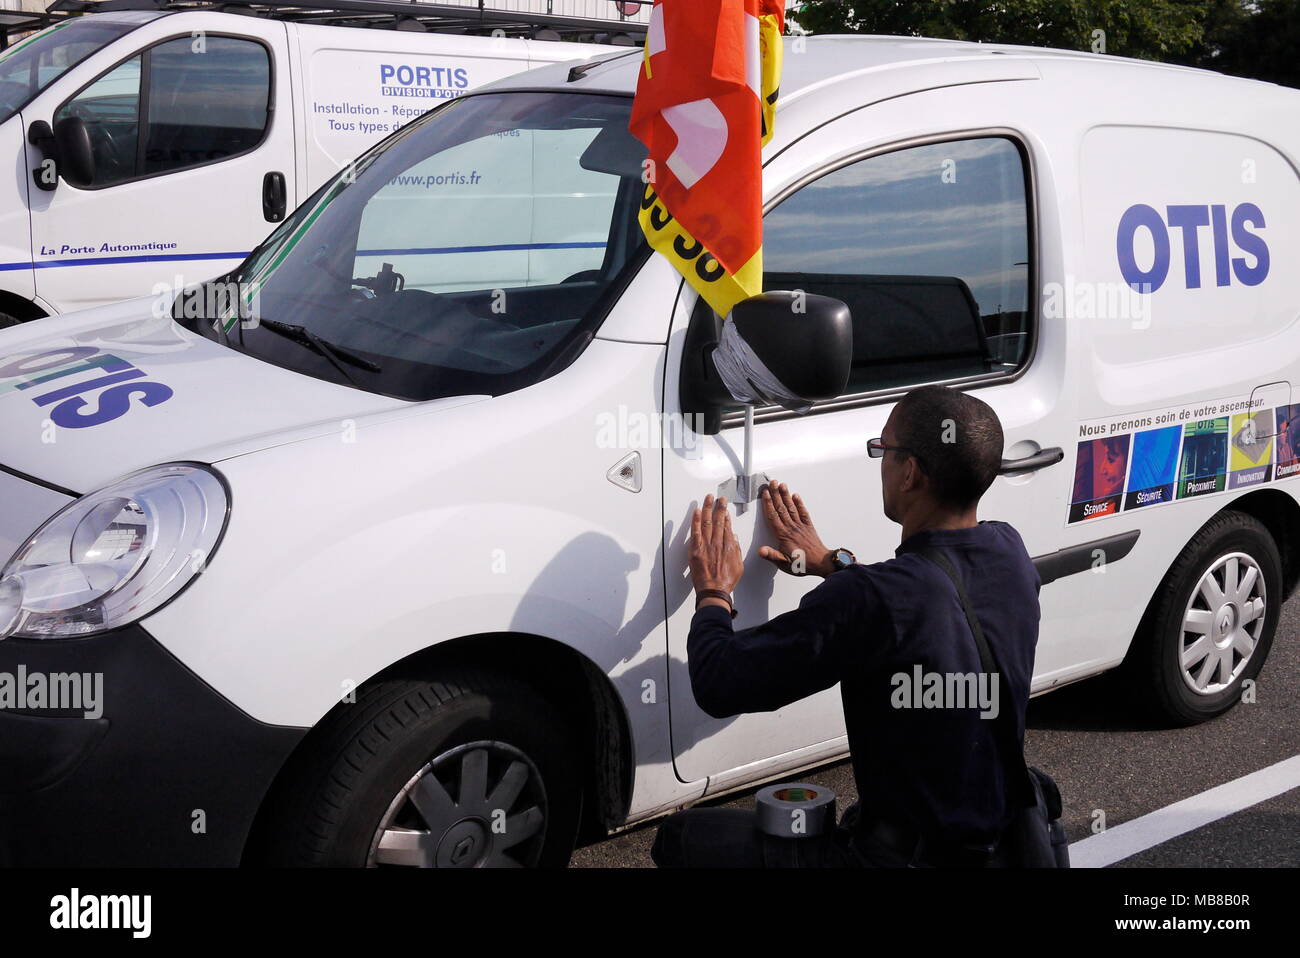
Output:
top-left (0, 623), bottom-right (306, 867)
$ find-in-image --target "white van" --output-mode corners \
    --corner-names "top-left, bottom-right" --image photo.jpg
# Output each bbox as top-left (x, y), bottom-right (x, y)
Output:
top-left (0, 5), bottom-right (621, 324)
top-left (0, 36), bottom-right (1296, 867)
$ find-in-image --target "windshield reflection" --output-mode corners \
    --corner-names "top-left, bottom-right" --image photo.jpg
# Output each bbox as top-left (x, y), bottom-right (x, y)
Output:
top-left (190, 91), bottom-right (647, 402)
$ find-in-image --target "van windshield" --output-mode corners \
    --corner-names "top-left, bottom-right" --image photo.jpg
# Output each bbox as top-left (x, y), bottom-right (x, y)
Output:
top-left (198, 91), bottom-right (647, 402)
top-left (0, 15), bottom-right (157, 122)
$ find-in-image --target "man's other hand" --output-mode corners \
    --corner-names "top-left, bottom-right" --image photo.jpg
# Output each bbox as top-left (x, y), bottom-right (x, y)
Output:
top-left (759, 481), bottom-right (834, 577)
top-left (689, 494), bottom-right (744, 597)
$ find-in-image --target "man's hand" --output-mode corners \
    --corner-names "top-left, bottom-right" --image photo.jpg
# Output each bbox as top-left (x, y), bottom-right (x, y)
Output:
top-left (759, 481), bottom-right (835, 577)
top-left (689, 495), bottom-right (744, 605)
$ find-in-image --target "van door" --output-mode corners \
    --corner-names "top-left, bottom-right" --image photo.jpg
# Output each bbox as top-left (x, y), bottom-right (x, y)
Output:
top-left (661, 82), bottom-right (1076, 791)
top-left (22, 14), bottom-right (296, 312)
top-left (0, 114), bottom-right (34, 317)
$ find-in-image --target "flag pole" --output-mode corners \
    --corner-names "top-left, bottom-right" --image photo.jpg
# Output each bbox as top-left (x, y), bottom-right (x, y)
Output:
top-left (732, 403), bottom-right (764, 514)
top-left (742, 403), bottom-right (755, 500)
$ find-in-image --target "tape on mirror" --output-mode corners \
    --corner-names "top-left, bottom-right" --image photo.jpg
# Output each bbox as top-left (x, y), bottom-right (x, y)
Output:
top-left (712, 318), bottom-right (813, 414)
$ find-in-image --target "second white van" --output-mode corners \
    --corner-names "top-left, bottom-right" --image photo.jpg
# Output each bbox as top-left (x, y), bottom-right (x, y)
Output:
top-left (0, 5), bottom-right (622, 324)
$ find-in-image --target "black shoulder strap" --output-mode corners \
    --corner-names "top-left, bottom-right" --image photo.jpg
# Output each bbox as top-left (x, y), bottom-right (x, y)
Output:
top-left (914, 546), bottom-right (998, 674)
top-left (907, 544), bottom-right (1031, 802)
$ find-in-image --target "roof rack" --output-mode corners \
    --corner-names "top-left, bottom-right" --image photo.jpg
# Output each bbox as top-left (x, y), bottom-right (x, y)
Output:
top-left (0, 7), bottom-right (79, 46)
top-left (10, 0), bottom-right (649, 43)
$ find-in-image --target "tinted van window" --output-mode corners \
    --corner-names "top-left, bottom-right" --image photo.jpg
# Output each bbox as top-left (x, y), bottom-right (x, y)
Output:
top-left (763, 137), bottom-right (1031, 395)
top-left (55, 34), bottom-right (271, 186)
top-left (144, 37), bottom-right (270, 173)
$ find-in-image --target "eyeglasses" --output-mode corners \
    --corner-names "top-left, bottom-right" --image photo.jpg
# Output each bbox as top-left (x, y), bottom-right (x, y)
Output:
top-left (867, 437), bottom-right (925, 469)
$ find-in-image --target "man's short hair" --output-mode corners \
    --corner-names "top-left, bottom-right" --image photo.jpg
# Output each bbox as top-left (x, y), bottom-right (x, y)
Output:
top-left (892, 385), bottom-right (1004, 508)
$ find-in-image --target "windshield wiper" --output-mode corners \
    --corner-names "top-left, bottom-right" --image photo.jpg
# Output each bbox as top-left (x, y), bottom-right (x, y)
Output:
top-left (255, 319), bottom-right (383, 386)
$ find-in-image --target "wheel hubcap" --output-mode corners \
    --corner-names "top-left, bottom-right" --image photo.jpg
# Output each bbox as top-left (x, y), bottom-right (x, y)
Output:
top-left (367, 741), bottom-right (548, 868)
top-left (1180, 552), bottom-right (1266, 696)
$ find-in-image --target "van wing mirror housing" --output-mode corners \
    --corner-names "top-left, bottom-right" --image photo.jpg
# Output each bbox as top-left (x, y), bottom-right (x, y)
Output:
top-left (724, 291), bottom-right (853, 406)
top-left (680, 291), bottom-right (853, 435)
top-left (27, 120), bottom-right (58, 192)
top-left (52, 116), bottom-right (96, 189)
top-left (27, 118), bottom-right (95, 191)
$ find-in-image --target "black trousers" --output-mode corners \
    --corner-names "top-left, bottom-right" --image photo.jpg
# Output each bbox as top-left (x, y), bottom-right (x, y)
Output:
top-left (650, 807), bottom-right (911, 868)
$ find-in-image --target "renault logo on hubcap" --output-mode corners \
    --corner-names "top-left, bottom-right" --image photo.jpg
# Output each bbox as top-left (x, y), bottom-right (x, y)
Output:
top-left (451, 836), bottom-right (476, 865)
top-left (437, 818), bottom-right (489, 867)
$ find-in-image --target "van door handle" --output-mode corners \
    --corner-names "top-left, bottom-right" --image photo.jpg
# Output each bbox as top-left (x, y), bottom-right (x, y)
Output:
top-left (999, 446), bottom-right (1064, 475)
top-left (262, 171), bottom-right (286, 222)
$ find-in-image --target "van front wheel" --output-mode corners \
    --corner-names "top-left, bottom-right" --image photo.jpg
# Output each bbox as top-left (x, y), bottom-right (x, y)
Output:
top-left (260, 670), bottom-right (583, 867)
top-left (1130, 510), bottom-right (1281, 725)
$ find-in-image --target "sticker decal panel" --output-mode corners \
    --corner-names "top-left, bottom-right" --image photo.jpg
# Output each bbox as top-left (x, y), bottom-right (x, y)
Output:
top-left (1067, 395), bottom-right (1294, 524)
top-left (1276, 405), bottom-right (1300, 480)
top-left (1177, 418), bottom-right (1229, 499)
top-left (1124, 425), bottom-right (1180, 511)
top-left (1228, 410), bottom-right (1273, 490)
top-left (1070, 435), bottom-right (1130, 522)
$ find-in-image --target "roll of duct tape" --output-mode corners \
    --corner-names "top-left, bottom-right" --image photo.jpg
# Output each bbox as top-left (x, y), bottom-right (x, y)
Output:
top-left (755, 783), bottom-right (836, 838)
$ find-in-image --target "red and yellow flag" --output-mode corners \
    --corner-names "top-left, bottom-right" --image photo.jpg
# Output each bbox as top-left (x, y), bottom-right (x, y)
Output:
top-left (629, 0), bottom-right (785, 318)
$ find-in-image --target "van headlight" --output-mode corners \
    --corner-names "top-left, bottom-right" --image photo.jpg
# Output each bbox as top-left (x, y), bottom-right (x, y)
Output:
top-left (0, 463), bottom-right (229, 640)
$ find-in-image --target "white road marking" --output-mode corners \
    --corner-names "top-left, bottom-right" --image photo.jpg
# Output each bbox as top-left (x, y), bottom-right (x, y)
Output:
top-left (1069, 754), bottom-right (1300, 868)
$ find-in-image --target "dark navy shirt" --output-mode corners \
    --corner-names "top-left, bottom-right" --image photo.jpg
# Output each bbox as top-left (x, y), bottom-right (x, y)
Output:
top-left (687, 520), bottom-right (1042, 846)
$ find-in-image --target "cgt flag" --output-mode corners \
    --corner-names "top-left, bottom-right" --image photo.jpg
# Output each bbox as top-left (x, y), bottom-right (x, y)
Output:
top-left (629, 0), bottom-right (784, 318)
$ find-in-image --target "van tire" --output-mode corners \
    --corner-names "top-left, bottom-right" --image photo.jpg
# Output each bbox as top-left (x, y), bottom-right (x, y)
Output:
top-left (1128, 510), bottom-right (1281, 725)
top-left (259, 670), bottom-right (583, 868)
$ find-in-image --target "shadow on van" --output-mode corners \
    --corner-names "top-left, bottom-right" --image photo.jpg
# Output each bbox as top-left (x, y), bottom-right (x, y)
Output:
top-left (508, 523), bottom-right (749, 759)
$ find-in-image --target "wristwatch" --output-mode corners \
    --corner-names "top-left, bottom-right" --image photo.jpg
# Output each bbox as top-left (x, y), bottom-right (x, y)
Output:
top-left (829, 548), bottom-right (857, 572)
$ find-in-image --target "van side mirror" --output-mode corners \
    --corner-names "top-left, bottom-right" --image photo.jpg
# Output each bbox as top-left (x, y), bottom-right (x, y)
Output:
top-left (680, 290), bottom-right (853, 434)
top-left (53, 116), bottom-right (96, 188)
top-left (26, 118), bottom-right (96, 191)
top-left (27, 120), bottom-right (58, 192)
